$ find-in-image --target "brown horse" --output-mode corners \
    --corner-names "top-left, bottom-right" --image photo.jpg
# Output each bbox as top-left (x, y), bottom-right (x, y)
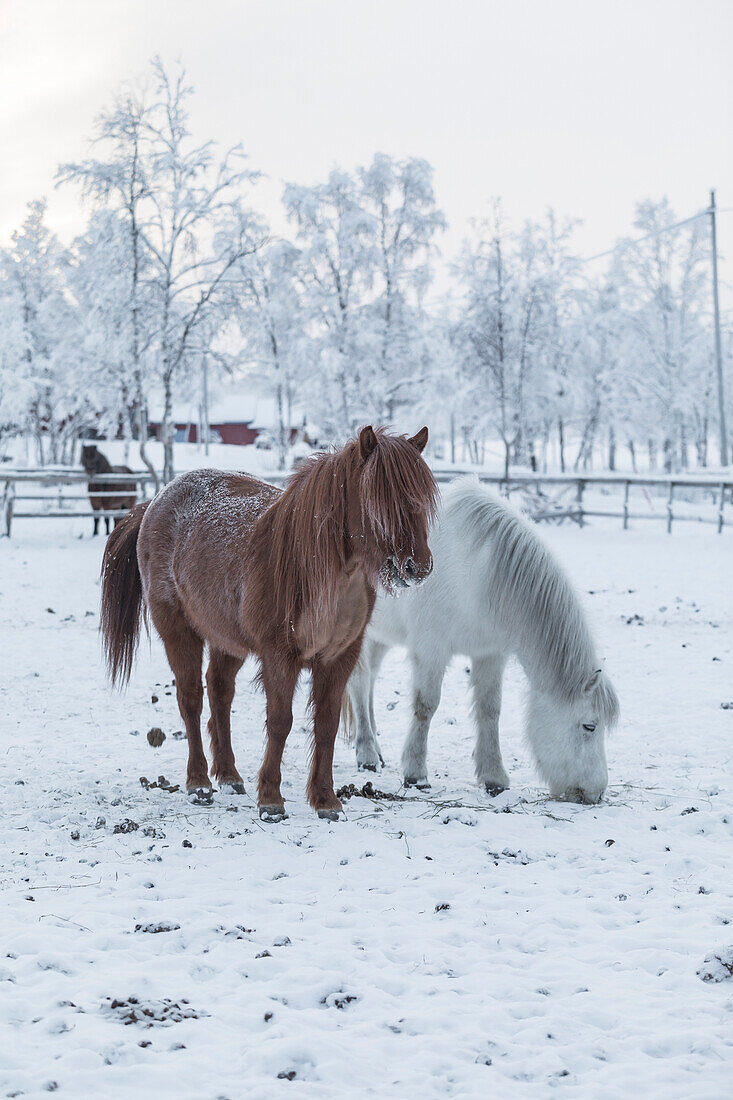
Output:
top-left (100, 426), bottom-right (437, 820)
top-left (80, 444), bottom-right (137, 536)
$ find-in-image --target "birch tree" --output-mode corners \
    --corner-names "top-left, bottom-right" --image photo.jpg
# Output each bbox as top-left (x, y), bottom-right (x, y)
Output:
top-left (232, 239), bottom-right (305, 467)
top-left (59, 57), bottom-right (264, 483)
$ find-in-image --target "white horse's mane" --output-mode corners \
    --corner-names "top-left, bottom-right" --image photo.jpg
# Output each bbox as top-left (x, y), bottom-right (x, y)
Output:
top-left (443, 478), bottom-right (619, 726)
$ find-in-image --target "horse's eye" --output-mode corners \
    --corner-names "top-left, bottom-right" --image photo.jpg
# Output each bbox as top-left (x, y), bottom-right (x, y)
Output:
top-left (582, 723), bottom-right (596, 733)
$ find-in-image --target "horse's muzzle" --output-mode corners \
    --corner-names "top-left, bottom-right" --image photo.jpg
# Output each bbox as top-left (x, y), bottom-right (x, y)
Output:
top-left (388, 555), bottom-right (434, 587)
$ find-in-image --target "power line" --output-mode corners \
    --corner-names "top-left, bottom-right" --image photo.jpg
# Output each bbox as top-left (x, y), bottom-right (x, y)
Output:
top-left (580, 208), bottom-right (714, 265)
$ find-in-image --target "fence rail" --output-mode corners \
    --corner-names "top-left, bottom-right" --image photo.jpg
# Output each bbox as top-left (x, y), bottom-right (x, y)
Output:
top-left (1, 469), bottom-right (156, 536)
top-left (1, 466), bottom-right (731, 537)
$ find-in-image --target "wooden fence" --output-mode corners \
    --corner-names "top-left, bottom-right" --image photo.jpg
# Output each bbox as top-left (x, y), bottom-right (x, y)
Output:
top-left (428, 470), bottom-right (733, 533)
top-left (2, 466), bottom-right (731, 537)
top-left (1, 469), bottom-right (157, 537)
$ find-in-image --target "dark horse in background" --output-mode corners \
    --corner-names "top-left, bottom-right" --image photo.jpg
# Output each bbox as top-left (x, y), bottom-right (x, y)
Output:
top-left (100, 426), bottom-right (437, 821)
top-left (80, 445), bottom-right (137, 536)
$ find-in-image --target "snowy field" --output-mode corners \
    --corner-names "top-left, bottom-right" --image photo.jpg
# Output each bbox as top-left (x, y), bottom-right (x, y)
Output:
top-left (1, 514), bottom-right (732, 1098)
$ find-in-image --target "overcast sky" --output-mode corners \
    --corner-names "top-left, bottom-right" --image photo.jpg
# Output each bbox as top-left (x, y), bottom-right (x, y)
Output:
top-left (2, 0), bottom-right (732, 302)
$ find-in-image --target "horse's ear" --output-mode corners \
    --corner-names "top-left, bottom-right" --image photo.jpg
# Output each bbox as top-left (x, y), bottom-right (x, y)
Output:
top-left (584, 669), bottom-right (602, 694)
top-left (359, 425), bottom-right (378, 461)
top-left (408, 426), bottom-right (429, 453)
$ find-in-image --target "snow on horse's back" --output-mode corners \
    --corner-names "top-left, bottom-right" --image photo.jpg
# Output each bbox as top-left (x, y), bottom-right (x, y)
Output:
top-left (347, 476), bottom-right (619, 804)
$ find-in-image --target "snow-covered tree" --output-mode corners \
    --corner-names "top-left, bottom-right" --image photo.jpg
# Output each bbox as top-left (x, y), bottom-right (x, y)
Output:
top-left (59, 57), bottom-right (264, 482)
top-left (0, 201), bottom-right (85, 464)
top-left (610, 198), bottom-right (711, 471)
top-left (284, 155), bottom-right (445, 435)
top-left (231, 239), bottom-right (306, 467)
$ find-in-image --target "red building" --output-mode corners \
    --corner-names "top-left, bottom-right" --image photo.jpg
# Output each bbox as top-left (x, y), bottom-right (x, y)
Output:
top-left (147, 393), bottom-right (301, 447)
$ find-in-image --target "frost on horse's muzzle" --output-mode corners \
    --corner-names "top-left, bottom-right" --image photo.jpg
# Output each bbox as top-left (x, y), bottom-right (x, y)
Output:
top-left (386, 554), bottom-right (433, 588)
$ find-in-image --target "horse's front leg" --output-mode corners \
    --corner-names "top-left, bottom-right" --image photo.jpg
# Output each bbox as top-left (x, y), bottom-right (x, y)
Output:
top-left (401, 655), bottom-right (446, 789)
top-left (257, 654), bottom-right (299, 822)
top-left (470, 654), bottom-right (510, 795)
top-left (309, 645), bottom-right (361, 819)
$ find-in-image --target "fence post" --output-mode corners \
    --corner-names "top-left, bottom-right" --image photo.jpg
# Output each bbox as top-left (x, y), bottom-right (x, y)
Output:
top-left (623, 480), bottom-right (630, 530)
top-left (718, 483), bottom-right (726, 534)
top-left (4, 479), bottom-right (14, 537)
top-left (666, 482), bottom-right (675, 534)
top-left (575, 479), bottom-right (585, 527)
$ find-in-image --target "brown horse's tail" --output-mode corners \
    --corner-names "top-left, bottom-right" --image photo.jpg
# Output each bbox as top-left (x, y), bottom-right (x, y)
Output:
top-left (100, 501), bottom-right (150, 687)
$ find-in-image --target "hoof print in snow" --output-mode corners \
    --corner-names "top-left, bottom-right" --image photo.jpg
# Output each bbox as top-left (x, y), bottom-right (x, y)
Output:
top-left (151, 695), bottom-right (159, 704)
top-left (273, 936), bottom-right (291, 947)
top-left (218, 924), bottom-right (254, 939)
top-left (104, 996), bottom-right (203, 1026)
top-left (277, 1070), bottom-right (297, 1081)
top-left (720, 701), bottom-right (733, 710)
top-left (182, 839), bottom-right (193, 848)
top-left (113, 819), bottom-right (139, 834)
top-left (147, 727), bottom-right (165, 747)
top-left (256, 950), bottom-right (272, 959)
top-left (70, 830), bottom-right (80, 841)
top-left (441, 808), bottom-right (478, 827)
top-left (171, 729), bottom-right (187, 739)
top-left (434, 902), bottom-right (451, 913)
top-left (698, 948), bottom-right (733, 983)
top-left (321, 991), bottom-right (357, 1010)
top-left (134, 921), bottom-right (180, 934)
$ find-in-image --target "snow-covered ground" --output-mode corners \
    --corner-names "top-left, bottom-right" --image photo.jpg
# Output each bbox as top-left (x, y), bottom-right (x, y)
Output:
top-left (1, 515), bottom-right (731, 1098)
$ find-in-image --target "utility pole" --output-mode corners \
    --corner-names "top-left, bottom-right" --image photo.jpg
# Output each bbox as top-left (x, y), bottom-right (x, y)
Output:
top-left (710, 190), bottom-right (728, 467)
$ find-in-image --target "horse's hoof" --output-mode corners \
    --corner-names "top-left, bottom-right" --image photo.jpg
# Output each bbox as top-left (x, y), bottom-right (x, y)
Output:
top-left (219, 781), bottom-right (246, 796)
top-left (358, 762), bottom-right (378, 773)
top-left (484, 783), bottom-right (507, 797)
top-left (259, 804), bottom-right (288, 823)
top-left (187, 786), bottom-right (214, 805)
top-left (404, 776), bottom-right (430, 791)
top-left (316, 808), bottom-right (342, 822)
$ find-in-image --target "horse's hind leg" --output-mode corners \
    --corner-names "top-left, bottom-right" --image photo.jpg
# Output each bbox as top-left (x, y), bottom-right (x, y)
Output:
top-left (257, 654), bottom-right (299, 821)
top-left (470, 654), bottom-right (510, 795)
top-left (206, 648), bottom-right (245, 793)
top-left (93, 512), bottom-right (99, 537)
top-left (350, 641), bottom-right (383, 771)
top-left (153, 602), bottom-right (208, 798)
top-left (401, 654), bottom-right (446, 789)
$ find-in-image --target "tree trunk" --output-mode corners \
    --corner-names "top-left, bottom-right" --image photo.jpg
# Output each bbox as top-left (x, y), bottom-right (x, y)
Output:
top-left (648, 438), bottom-right (657, 472)
top-left (608, 425), bottom-right (616, 471)
top-left (558, 418), bottom-right (566, 473)
top-left (276, 379), bottom-right (287, 470)
top-left (627, 439), bottom-right (637, 474)
top-left (162, 371), bottom-right (175, 484)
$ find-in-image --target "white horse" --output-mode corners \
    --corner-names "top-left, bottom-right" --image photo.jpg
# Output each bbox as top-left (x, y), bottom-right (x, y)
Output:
top-left (344, 479), bottom-right (619, 803)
